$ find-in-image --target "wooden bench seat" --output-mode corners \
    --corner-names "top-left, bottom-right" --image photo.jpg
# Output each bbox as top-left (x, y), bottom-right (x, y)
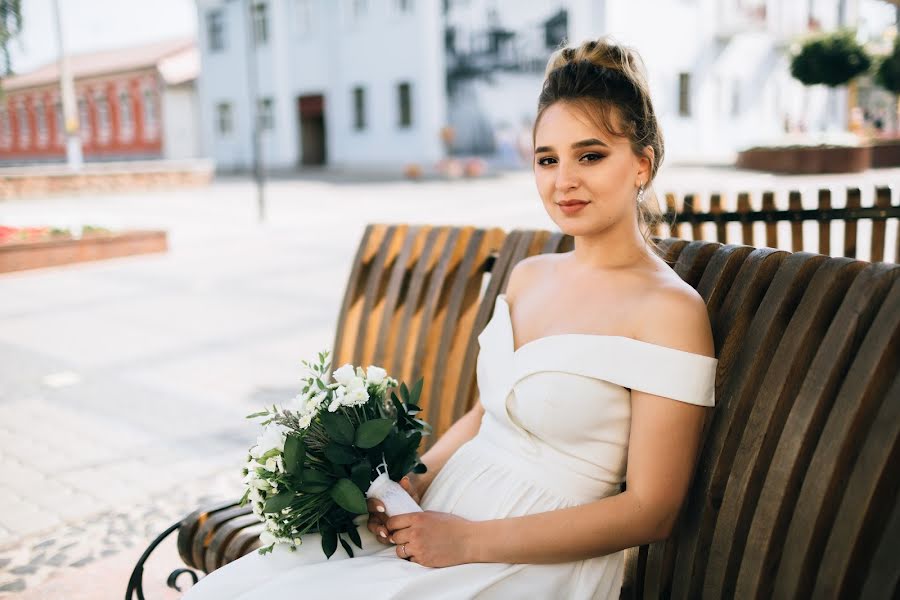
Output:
top-left (169, 223), bottom-right (899, 599)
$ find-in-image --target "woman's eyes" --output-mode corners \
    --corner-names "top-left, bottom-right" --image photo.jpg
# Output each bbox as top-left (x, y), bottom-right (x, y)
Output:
top-left (535, 153), bottom-right (605, 166)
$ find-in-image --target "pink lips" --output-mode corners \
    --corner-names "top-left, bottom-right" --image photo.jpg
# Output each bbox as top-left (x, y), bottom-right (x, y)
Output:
top-left (556, 200), bottom-right (589, 215)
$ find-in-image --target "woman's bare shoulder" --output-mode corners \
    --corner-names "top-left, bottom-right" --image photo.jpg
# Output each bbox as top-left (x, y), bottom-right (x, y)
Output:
top-left (632, 272), bottom-right (715, 358)
top-left (504, 253), bottom-right (564, 304)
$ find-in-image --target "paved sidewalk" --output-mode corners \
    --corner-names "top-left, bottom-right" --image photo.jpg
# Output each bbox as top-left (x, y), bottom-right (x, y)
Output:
top-left (0, 166), bottom-right (894, 597)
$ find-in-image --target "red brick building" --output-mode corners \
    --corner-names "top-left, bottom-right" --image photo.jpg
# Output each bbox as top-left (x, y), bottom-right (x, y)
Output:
top-left (0, 38), bottom-right (199, 164)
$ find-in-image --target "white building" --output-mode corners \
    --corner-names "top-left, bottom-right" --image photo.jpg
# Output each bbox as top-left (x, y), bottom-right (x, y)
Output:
top-left (195, 0), bottom-right (872, 171)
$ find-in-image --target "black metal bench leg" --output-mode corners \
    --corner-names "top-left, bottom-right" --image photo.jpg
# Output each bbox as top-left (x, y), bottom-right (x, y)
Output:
top-left (125, 520), bottom-right (200, 600)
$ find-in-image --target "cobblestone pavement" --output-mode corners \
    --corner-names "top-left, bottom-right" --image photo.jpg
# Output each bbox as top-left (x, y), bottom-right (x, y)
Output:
top-left (0, 166), bottom-right (895, 598)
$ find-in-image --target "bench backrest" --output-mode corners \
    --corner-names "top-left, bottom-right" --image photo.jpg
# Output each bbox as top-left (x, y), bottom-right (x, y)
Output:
top-left (180, 223), bottom-right (899, 595)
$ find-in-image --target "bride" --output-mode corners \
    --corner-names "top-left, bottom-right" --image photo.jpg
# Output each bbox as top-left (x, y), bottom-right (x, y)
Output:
top-left (183, 37), bottom-right (717, 599)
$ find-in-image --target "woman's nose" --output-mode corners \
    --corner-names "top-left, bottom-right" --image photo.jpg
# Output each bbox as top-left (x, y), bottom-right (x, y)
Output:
top-left (554, 161), bottom-right (579, 192)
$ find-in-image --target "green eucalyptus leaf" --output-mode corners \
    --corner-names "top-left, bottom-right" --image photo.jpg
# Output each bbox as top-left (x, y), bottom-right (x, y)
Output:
top-left (329, 478), bottom-right (368, 514)
top-left (302, 469), bottom-right (333, 485)
top-left (339, 536), bottom-right (354, 558)
top-left (284, 435), bottom-right (305, 474)
top-left (412, 462), bottom-right (428, 474)
top-left (409, 378), bottom-right (424, 405)
top-left (320, 412), bottom-right (355, 445)
top-left (263, 491), bottom-right (293, 514)
top-left (399, 382), bottom-right (409, 403)
top-left (320, 523), bottom-right (337, 559)
top-left (324, 443), bottom-right (358, 465)
top-left (298, 481), bottom-right (330, 493)
top-left (350, 460), bottom-right (372, 494)
top-left (354, 418), bottom-right (394, 449)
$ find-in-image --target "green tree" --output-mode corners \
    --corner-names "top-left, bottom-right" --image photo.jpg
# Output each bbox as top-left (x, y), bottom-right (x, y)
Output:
top-left (0, 0), bottom-right (22, 77)
top-left (791, 30), bottom-right (872, 88)
top-left (875, 36), bottom-right (900, 134)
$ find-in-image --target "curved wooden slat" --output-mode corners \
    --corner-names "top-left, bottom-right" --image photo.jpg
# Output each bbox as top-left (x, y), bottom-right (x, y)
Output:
top-left (701, 257), bottom-right (864, 599)
top-left (331, 225), bottom-right (387, 369)
top-left (664, 247), bottom-right (787, 600)
top-left (734, 261), bottom-right (900, 600)
top-left (450, 232), bottom-right (523, 419)
top-left (670, 240), bottom-right (721, 289)
top-left (774, 273), bottom-right (900, 599)
top-left (857, 472), bottom-right (900, 600)
top-left (222, 523), bottom-right (264, 566)
top-left (177, 500), bottom-right (241, 569)
top-left (813, 366), bottom-right (900, 599)
top-left (204, 513), bottom-right (264, 573)
top-left (353, 225), bottom-right (406, 367)
top-left (372, 225), bottom-right (431, 368)
top-left (190, 505), bottom-right (252, 572)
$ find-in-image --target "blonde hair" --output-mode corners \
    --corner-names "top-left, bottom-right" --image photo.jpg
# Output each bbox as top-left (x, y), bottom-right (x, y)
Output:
top-left (535, 38), bottom-right (666, 249)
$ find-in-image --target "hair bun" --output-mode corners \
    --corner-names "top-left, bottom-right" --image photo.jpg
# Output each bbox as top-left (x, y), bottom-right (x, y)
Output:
top-left (546, 37), bottom-right (648, 95)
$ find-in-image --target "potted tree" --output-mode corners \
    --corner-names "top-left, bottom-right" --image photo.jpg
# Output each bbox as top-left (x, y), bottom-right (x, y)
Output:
top-left (737, 30), bottom-right (873, 173)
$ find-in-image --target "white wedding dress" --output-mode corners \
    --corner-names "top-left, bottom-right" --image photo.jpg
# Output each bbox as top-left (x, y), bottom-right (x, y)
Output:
top-left (184, 294), bottom-right (717, 599)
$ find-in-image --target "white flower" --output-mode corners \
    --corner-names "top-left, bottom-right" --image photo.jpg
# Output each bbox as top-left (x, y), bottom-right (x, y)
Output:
top-left (333, 364), bottom-right (356, 386)
top-left (251, 478), bottom-right (270, 490)
top-left (306, 390), bottom-right (327, 413)
top-left (344, 386), bottom-right (368, 406)
top-left (250, 424), bottom-right (287, 459)
top-left (264, 456), bottom-right (284, 473)
top-left (365, 365), bottom-right (387, 385)
top-left (298, 412), bottom-right (312, 429)
top-left (347, 376), bottom-right (366, 391)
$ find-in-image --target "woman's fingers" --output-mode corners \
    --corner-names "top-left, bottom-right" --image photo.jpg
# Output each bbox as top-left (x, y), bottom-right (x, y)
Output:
top-left (399, 476), bottom-right (421, 503)
top-left (366, 516), bottom-right (391, 544)
top-left (367, 498), bottom-right (386, 514)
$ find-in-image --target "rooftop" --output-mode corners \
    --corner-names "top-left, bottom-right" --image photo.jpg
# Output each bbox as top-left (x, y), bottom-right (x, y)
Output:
top-left (1, 37), bottom-right (197, 91)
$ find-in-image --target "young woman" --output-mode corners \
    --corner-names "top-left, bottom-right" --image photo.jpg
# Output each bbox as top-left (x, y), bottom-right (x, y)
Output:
top-left (184, 37), bottom-right (717, 599)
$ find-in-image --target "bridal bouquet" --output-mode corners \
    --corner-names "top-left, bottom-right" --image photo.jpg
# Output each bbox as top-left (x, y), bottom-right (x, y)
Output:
top-left (241, 351), bottom-right (430, 558)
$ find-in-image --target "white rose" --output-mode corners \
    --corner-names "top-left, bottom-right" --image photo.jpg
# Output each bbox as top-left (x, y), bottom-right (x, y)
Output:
top-left (328, 396), bottom-right (341, 412)
top-left (347, 376), bottom-right (366, 391)
top-left (344, 386), bottom-right (368, 406)
top-left (264, 456), bottom-right (283, 473)
top-left (365, 366), bottom-right (387, 385)
top-left (252, 478), bottom-right (270, 490)
top-left (332, 364), bottom-right (356, 386)
top-left (250, 424), bottom-right (287, 459)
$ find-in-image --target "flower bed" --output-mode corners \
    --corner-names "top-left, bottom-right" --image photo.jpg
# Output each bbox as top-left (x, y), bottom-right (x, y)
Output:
top-left (0, 226), bottom-right (168, 274)
top-left (736, 144), bottom-right (871, 174)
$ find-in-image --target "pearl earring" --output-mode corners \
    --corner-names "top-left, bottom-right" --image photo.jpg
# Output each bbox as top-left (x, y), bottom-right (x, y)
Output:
top-left (636, 183), bottom-right (646, 204)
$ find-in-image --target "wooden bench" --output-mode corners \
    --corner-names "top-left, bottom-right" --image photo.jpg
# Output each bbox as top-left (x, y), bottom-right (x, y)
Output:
top-left (130, 223), bottom-right (899, 599)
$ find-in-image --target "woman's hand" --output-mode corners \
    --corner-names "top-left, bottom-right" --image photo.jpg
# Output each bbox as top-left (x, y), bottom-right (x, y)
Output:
top-left (366, 475), bottom-right (421, 545)
top-left (385, 511), bottom-right (475, 568)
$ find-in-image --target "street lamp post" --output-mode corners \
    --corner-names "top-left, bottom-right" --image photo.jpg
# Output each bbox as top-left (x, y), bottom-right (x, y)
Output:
top-left (245, 0), bottom-right (265, 223)
top-left (52, 0), bottom-right (82, 171)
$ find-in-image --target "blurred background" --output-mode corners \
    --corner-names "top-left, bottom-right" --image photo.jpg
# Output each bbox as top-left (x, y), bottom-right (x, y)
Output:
top-left (0, 0), bottom-right (898, 598)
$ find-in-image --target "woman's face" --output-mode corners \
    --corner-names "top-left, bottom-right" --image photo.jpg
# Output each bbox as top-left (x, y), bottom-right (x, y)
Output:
top-left (533, 101), bottom-right (650, 238)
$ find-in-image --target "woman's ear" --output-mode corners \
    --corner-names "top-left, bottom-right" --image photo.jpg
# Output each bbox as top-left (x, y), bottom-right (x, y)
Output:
top-left (637, 146), bottom-right (654, 184)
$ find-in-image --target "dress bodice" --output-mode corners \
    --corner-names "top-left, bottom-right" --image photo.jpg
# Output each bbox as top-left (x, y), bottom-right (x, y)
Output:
top-left (473, 294), bottom-right (718, 503)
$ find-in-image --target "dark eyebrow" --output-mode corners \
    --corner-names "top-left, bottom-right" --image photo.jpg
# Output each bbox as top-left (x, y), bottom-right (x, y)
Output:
top-left (534, 138), bottom-right (609, 154)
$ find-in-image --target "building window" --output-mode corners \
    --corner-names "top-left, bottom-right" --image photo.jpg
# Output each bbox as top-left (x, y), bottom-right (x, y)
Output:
top-left (78, 97), bottom-right (91, 142)
top-left (396, 0), bottom-right (412, 13)
top-left (397, 82), bottom-right (412, 127)
top-left (207, 9), bottom-right (225, 52)
top-left (95, 93), bottom-right (111, 143)
top-left (118, 91), bottom-right (134, 141)
top-left (294, 0), bottom-right (314, 36)
top-left (252, 2), bottom-right (269, 45)
top-left (257, 97), bottom-right (274, 130)
top-left (345, 0), bottom-right (366, 24)
top-left (35, 99), bottom-right (48, 146)
top-left (0, 108), bottom-right (10, 148)
top-left (17, 101), bottom-right (30, 148)
top-left (678, 72), bottom-right (691, 117)
top-left (352, 86), bottom-right (366, 130)
top-left (142, 89), bottom-right (159, 138)
top-left (216, 102), bottom-right (233, 135)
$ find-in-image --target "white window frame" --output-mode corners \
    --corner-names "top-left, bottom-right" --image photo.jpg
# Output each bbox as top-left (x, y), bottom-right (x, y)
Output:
top-left (142, 88), bottom-right (159, 140)
top-left (0, 107), bottom-right (11, 149)
top-left (95, 92), bottom-right (111, 144)
top-left (352, 85), bottom-right (366, 131)
top-left (207, 9), bottom-right (226, 52)
top-left (118, 89), bottom-right (134, 142)
top-left (252, 2), bottom-right (269, 45)
top-left (257, 97), bottom-right (274, 130)
top-left (397, 81), bottom-right (412, 128)
top-left (294, 0), bottom-right (315, 37)
top-left (216, 102), bottom-right (233, 136)
top-left (16, 99), bottom-right (30, 148)
top-left (34, 98), bottom-right (49, 147)
top-left (78, 96), bottom-right (91, 142)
